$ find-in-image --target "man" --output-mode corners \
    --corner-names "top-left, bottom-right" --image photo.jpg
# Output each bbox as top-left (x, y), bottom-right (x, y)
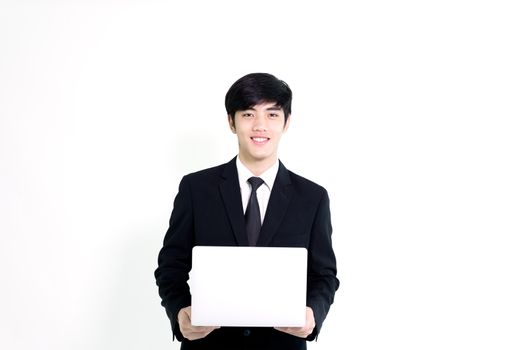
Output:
top-left (155, 73), bottom-right (339, 350)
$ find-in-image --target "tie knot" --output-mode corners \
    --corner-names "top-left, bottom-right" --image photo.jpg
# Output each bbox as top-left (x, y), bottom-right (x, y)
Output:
top-left (248, 177), bottom-right (264, 191)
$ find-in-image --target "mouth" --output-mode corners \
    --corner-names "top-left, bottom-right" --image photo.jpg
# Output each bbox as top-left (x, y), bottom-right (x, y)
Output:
top-left (250, 137), bottom-right (270, 145)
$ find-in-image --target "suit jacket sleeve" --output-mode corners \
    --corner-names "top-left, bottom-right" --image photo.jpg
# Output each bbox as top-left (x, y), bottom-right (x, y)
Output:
top-left (154, 176), bottom-right (194, 341)
top-left (306, 188), bottom-right (339, 340)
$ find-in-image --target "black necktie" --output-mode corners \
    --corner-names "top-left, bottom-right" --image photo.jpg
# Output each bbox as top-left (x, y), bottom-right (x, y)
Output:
top-left (245, 177), bottom-right (264, 246)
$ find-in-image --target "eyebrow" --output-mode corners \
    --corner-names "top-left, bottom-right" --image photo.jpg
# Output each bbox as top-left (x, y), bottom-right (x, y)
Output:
top-left (244, 105), bottom-right (282, 111)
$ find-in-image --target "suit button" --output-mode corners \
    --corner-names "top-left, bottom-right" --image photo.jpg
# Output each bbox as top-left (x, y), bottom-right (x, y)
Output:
top-left (243, 329), bottom-right (251, 337)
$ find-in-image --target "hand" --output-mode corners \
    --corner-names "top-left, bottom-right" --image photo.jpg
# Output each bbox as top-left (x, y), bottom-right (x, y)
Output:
top-left (177, 306), bottom-right (220, 341)
top-left (274, 307), bottom-right (315, 338)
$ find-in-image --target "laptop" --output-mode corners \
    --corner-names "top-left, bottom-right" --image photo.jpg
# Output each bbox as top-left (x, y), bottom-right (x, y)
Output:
top-left (189, 246), bottom-right (307, 327)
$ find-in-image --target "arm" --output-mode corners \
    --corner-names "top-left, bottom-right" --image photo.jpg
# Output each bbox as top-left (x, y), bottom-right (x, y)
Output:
top-left (306, 188), bottom-right (339, 340)
top-left (154, 176), bottom-right (204, 341)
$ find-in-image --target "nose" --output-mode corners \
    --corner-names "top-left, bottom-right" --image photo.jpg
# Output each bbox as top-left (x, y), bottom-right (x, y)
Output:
top-left (252, 115), bottom-right (267, 131)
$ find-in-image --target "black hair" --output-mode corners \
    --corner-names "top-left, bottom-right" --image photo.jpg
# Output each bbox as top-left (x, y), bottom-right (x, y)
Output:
top-left (225, 73), bottom-right (292, 125)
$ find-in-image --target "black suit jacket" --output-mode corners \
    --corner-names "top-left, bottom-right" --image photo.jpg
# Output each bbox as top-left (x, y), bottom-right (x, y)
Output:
top-left (155, 157), bottom-right (339, 350)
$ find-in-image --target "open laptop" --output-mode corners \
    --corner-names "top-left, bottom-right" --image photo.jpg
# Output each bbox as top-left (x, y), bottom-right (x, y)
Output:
top-left (189, 246), bottom-right (307, 327)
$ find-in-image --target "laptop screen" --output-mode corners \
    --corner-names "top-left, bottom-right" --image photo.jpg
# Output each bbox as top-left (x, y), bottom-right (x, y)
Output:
top-left (189, 246), bottom-right (307, 327)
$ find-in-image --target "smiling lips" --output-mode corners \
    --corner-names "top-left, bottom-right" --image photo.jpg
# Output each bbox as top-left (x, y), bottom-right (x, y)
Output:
top-left (251, 137), bottom-right (269, 145)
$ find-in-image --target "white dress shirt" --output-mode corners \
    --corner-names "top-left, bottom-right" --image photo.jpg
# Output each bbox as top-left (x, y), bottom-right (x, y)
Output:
top-left (236, 156), bottom-right (279, 224)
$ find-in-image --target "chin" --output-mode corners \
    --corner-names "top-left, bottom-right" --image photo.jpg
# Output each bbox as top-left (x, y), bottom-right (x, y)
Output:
top-left (252, 154), bottom-right (274, 162)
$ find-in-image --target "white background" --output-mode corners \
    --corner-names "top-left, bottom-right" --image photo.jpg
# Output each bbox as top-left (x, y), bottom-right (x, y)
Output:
top-left (1, 1), bottom-right (504, 349)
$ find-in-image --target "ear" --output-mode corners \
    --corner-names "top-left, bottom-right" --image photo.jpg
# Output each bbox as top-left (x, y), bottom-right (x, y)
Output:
top-left (283, 114), bottom-right (291, 133)
top-left (228, 115), bottom-right (236, 133)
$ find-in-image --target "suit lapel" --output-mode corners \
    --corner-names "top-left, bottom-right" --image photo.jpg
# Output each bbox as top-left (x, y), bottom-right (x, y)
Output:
top-left (219, 157), bottom-right (249, 246)
top-left (257, 161), bottom-right (293, 246)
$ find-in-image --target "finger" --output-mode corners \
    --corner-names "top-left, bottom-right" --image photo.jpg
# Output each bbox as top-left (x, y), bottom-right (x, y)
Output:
top-left (184, 326), bottom-right (217, 334)
top-left (184, 330), bottom-right (206, 340)
top-left (185, 326), bottom-right (219, 340)
top-left (275, 326), bottom-right (313, 338)
top-left (274, 326), bottom-right (293, 331)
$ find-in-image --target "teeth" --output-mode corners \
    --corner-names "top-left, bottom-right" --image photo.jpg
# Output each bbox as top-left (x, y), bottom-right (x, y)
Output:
top-left (253, 137), bottom-right (268, 142)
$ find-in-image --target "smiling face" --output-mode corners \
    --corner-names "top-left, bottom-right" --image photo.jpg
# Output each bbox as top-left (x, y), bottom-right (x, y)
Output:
top-left (229, 101), bottom-right (290, 173)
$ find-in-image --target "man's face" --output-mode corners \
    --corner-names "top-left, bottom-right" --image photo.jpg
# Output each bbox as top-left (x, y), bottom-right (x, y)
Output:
top-left (229, 101), bottom-right (290, 166)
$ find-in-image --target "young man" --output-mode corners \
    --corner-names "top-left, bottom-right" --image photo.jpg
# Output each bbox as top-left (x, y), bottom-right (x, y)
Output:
top-left (155, 73), bottom-right (339, 350)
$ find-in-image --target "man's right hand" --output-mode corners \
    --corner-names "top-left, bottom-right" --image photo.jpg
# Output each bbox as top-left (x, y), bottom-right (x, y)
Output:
top-left (177, 306), bottom-right (220, 341)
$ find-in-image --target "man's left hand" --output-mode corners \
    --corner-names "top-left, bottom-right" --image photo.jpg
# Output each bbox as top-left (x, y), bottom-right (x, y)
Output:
top-left (274, 307), bottom-right (315, 338)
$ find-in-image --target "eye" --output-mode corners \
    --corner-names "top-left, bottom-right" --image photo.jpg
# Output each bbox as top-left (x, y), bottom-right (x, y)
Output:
top-left (269, 113), bottom-right (279, 118)
top-left (242, 112), bottom-right (254, 118)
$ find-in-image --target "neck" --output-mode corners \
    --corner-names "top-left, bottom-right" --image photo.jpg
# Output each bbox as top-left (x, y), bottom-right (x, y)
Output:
top-left (239, 155), bottom-right (277, 176)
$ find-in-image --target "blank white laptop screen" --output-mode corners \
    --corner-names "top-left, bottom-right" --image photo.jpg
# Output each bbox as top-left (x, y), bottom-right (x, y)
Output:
top-left (189, 246), bottom-right (307, 327)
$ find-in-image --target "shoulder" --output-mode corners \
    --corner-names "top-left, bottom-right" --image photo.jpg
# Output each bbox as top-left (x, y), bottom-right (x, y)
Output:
top-left (184, 163), bottom-right (226, 180)
top-left (284, 169), bottom-right (332, 217)
top-left (284, 167), bottom-right (329, 200)
top-left (180, 159), bottom-right (234, 186)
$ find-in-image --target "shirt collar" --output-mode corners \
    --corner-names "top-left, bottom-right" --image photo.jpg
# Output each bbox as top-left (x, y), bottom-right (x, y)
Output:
top-left (236, 156), bottom-right (279, 191)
